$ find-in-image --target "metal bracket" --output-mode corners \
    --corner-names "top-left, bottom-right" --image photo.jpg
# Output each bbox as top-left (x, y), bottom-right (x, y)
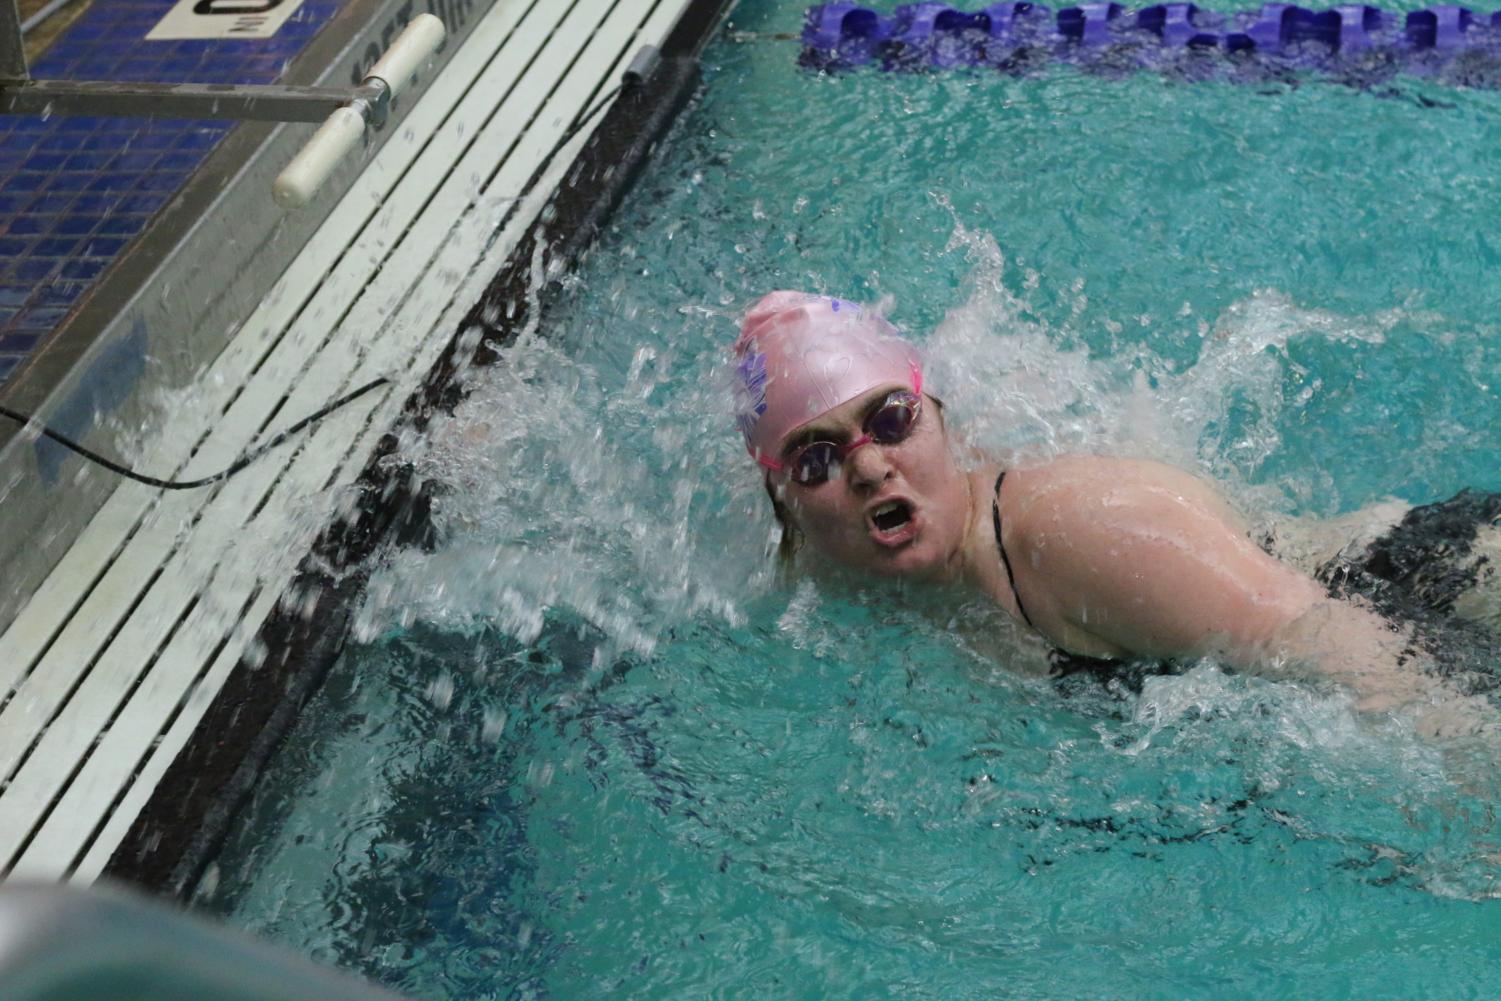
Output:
top-left (0, 79), bottom-right (360, 122)
top-left (0, 77), bottom-right (392, 125)
top-left (0, 12), bottom-right (442, 207)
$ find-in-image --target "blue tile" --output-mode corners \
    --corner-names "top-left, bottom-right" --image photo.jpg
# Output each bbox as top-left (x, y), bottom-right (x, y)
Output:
top-left (110, 150), bottom-right (159, 171)
top-left (72, 55), bottom-right (118, 76)
top-left (6, 217), bottom-right (47, 236)
top-left (0, 333), bottom-right (41, 354)
top-left (131, 131), bottom-right (178, 150)
top-left (6, 173), bottom-right (48, 192)
top-left (15, 305), bottom-right (70, 329)
top-left (63, 151), bottom-right (114, 171)
top-left (35, 134), bottom-right (87, 153)
top-left (135, 172), bottom-right (183, 192)
top-left (175, 129), bottom-right (226, 151)
top-left (0, 238), bottom-right (28, 256)
top-left (0, 356), bottom-right (19, 385)
top-left (81, 133), bottom-right (123, 155)
top-left (0, 287), bottom-right (31, 307)
top-left (34, 237), bottom-right (80, 256)
top-left (80, 236), bottom-right (126, 256)
top-left (120, 59), bottom-right (165, 81)
top-left (86, 173), bottom-right (136, 192)
top-left (28, 193), bottom-right (75, 214)
top-left (59, 117), bottom-right (105, 134)
top-left (70, 193), bottom-right (117, 213)
top-left (0, 193), bottom-right (29, 213)
top-left (38, 283), bottom-right (87, 306)
top-left (40, 54), bottom-right (83, 76)
top-left (116, 192), bottom-right (165, 214)
top-left (56, 215), bottom-right (100, 236)
top-left (248, 54), bottom-right (290, 75)
top-left (60, 260), bottom-right (107, 281)
top-left (22, 153), bottom-right (67, 171)
top-left (95, 213), bottom-right (147, 236)
top-left (15, 259), bottom-right (56, 282)
top-left (156, 151), bottom-right (203, 172)
top-left (218, 40), bottom-right (261, 58)
top-left (95, 118), bottom-right (143, 136)
top-left (46, 172), bottom-right (95, 192)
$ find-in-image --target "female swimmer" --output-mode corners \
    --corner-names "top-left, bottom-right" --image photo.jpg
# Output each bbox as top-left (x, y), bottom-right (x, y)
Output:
top-left (734, 290), bottom-right (1499, 728)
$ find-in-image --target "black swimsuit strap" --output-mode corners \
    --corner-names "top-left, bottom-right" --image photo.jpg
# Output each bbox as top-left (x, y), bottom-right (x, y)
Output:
top-left (992, 470), bottom-right (1037, 630)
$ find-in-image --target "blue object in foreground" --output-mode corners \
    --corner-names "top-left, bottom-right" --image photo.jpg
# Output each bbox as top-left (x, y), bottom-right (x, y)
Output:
top-left (801, 2), bottom-right (1501, 86)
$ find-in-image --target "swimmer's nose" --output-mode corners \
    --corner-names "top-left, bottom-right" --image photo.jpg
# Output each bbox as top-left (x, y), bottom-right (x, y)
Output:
top-left (843, 438), bottom-right (891, 492)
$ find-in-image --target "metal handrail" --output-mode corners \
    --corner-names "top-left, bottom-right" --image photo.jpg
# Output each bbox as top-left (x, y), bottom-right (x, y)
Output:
top-left (0, 881), bottom-right (417, 1001)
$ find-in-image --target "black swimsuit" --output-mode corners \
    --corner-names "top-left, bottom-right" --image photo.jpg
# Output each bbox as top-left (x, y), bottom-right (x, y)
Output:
top-left (994, 474), bottom-right (1501, 695)
top-left (991, 470), bottom-right (1038, 631)
top-left (1315, 488), bottom-right (1501, 699)
top-left (991, 470), bottom-right (1127, 681)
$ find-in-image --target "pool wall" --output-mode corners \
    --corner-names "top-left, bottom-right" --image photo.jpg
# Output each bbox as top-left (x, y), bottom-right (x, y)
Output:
top-left (100, 0), bottom-right (737, 898)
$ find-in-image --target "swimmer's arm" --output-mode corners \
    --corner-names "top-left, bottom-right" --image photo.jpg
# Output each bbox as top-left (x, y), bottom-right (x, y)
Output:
top-left (1009, 458), bottom-right (1429, 708)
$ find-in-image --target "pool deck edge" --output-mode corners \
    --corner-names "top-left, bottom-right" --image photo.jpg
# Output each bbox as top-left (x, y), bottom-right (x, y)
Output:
top-left (100, 0), bottom-right (736, 898)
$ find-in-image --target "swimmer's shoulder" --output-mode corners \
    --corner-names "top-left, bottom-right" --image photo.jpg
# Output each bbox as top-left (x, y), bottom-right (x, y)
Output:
top-left (1001, 454), bottom-right (1242, 532)
top-left (997, 455), bottom-right (1318, 663)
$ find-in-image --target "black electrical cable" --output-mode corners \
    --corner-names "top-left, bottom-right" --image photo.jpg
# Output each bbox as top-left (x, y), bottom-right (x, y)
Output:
top-left (0, 64), bottom-right (650, 491)
top-left (0, 376), bottom-right (390, 490)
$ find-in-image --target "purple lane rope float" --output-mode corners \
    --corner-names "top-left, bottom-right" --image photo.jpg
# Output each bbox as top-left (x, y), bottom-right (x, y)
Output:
top-left (801, 3), bottom-right (1501, 88)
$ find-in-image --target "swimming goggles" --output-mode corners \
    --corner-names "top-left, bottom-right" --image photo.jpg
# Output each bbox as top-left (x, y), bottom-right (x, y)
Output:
top-left (759, 390), bottom-right (923, 485)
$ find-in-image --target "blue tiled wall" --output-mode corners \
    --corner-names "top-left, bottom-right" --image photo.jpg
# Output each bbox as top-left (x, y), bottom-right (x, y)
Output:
top-left (0, 0), bottom-right (342, 386)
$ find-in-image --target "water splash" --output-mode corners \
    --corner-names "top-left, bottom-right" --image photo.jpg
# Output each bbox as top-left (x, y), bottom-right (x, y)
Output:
top-left (922, 205), bottom-right (1458, 521)
top-left (352, 322), bottom-right (768, 658)
top-left (350, 202), bottom-right (1491, 676)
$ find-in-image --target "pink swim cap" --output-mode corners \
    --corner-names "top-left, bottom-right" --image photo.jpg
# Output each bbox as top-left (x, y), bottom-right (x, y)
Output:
top-left (733, 291), bottom-right (923, 462)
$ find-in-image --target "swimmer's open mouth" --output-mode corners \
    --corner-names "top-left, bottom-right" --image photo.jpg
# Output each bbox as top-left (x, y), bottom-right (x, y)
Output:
top-left (871, 500), bottom-right (913, 534)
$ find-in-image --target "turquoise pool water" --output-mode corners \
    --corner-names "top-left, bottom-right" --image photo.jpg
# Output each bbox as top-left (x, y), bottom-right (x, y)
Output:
top-left (202, 1), bottom-right (1501, 997)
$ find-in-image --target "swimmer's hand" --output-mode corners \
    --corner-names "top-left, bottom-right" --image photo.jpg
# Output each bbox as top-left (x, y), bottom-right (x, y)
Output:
top-left (1262, 602), bottom-right (1501, 749)
top-left (1410, 696), bottom-right (1501, 741)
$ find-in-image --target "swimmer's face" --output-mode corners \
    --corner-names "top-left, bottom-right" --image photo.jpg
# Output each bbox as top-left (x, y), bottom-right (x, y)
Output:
top-left (774, 385), bottom-right (971, 580)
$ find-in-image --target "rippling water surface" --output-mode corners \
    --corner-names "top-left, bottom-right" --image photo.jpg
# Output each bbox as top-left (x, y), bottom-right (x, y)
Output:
top-left (201, 1), bottom-right (1501, 996)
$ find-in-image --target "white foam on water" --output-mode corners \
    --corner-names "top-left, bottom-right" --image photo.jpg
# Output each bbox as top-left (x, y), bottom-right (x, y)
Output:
top-left (1107, 660), bottom-right (1426, 768)
top-left (1082, 657), bottom-right (1501, 900)
top-left (917, 207), bottom-right (1460, 525)
top-left (352, 319), bottom-right (772, 658)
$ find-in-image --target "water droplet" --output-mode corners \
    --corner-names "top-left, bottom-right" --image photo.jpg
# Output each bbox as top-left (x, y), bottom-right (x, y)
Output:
top-left (425, 671), bottom-right (454, 709)
top-left (482, 708), bottom-right (508, 742)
